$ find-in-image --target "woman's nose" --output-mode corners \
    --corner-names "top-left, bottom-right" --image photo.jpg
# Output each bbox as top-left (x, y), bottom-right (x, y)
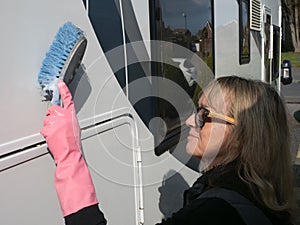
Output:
top-left (185, 114), bottom-right (195, 127)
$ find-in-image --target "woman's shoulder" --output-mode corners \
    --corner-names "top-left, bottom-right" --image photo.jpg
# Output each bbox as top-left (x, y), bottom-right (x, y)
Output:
top-left (157, 196), bottom-right (246, 225)
top-left (189, 196), bottom-right (247, 224)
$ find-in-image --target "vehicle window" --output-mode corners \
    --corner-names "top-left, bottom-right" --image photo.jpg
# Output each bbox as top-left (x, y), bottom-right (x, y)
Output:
top-left (239, 0), bottom-right (250, 64)
top-left (151, 0), bottom-right (214, 155)
top-left (264, 14), bottom-right (271, 82)
top-left (272, 26), bottom-right (280, 80)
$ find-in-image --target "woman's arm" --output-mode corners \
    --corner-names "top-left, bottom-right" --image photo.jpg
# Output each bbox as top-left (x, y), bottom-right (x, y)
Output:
top-left (65, 204), bottom-right (106, 225)
top-left (40, 80), bottom-right (106, 224)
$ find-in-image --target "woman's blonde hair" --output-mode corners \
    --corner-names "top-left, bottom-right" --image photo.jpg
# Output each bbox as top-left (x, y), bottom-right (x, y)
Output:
top-left (206, 76), bottom-right (295, 213)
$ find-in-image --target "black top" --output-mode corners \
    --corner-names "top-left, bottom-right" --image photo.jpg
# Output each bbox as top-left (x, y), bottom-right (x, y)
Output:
top-left (65, 205), bottom-right (106, 225)
top-left (65, 162), bottom-right (292, 225)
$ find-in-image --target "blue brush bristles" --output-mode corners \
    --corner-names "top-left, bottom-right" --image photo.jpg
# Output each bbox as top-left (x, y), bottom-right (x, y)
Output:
top-left (38, 22), bottom-right (84, 105)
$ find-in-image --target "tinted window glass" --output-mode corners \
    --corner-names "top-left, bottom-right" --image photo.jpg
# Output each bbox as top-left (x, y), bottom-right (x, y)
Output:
top-left (151, 0), bottom-right (214, 155)
top-left (239, 0), bottom-right (250, 64)
top-left (264, 14), bottom-right (271, 82)
top-left (272, 26), bottom-right (280, 80)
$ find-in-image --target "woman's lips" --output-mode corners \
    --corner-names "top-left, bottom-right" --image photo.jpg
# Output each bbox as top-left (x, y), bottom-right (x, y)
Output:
top-left (188, 132), bottom-right (199, 139)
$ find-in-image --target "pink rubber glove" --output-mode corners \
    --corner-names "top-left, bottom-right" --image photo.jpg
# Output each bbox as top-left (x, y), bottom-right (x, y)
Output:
top-left (40, 80), bottom-right (98, 216)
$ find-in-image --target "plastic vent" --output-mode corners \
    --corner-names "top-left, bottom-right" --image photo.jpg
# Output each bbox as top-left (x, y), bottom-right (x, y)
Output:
top-left (250, 0), bottom-right (262, 31)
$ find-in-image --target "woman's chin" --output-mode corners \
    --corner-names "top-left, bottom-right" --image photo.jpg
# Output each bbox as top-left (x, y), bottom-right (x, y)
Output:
top-left (186, 139), bottom-right (201, 157)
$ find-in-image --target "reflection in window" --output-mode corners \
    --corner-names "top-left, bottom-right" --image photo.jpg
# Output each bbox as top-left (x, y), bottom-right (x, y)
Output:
top-left (155, 0), bottom-right (214, 71)
top-left (239, 0), bottom-right (250, 64)
top-left (152, 0), bottom-right (214, 155)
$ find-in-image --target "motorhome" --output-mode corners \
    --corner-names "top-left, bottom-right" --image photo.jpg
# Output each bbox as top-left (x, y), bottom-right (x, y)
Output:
top-left (0, 0), bottom-right (282, 224)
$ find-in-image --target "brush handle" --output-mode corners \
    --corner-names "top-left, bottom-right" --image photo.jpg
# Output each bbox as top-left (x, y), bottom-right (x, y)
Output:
top-left (50, 78), bottom-right (61, 105)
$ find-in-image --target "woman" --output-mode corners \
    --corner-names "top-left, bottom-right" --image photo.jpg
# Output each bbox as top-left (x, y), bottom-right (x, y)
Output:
top-left (41, 76), bottom-right (296, 225)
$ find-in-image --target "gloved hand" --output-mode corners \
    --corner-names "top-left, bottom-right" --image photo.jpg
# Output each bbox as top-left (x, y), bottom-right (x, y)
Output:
top-left (40, 80), bottom-right (98, 216)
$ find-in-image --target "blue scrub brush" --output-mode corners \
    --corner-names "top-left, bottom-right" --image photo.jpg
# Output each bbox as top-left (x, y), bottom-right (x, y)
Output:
top-left (37, 22), bottom-right (87, 105)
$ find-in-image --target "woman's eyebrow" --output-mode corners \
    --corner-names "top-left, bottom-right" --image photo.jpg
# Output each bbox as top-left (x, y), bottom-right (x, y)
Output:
top-left (199, 104), bottom-right (211, 110)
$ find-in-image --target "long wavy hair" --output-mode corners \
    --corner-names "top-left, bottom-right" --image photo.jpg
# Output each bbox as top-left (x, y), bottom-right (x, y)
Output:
top-left (206, 76), bottom-right (295, 214)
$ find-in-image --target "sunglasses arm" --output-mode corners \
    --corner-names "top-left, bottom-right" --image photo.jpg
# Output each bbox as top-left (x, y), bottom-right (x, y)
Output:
top-left (208, 111), bottom-right (235, 125)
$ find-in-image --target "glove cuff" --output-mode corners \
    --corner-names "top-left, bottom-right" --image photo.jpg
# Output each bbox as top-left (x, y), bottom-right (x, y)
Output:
top-left (54, 153), bottom-right (99, 216)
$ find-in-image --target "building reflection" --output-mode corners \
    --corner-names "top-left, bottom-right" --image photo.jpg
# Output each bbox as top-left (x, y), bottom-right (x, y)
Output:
top-left (152, 0), bottom-right (214, 154)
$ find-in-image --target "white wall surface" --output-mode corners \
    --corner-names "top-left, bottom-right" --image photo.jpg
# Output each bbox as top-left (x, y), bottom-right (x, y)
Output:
top-left (0, 1), bottom-right (198, 225)
top-left (214, 0), bottom-right (262, 80)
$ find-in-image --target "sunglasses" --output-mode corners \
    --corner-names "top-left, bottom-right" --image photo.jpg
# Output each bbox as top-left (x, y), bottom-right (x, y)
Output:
top-left (194, 106), bottom-right (235, 128)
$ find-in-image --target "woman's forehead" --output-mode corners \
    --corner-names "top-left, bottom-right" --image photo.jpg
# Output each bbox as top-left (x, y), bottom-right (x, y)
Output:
top-left (197, 95), bottom-right (208, 106)
top-left (199, 85), bottom-right (229, 112)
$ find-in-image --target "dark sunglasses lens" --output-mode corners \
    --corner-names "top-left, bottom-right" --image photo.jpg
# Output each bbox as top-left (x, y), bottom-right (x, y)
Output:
top-left (195, 108), bottom-right (205, 128)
